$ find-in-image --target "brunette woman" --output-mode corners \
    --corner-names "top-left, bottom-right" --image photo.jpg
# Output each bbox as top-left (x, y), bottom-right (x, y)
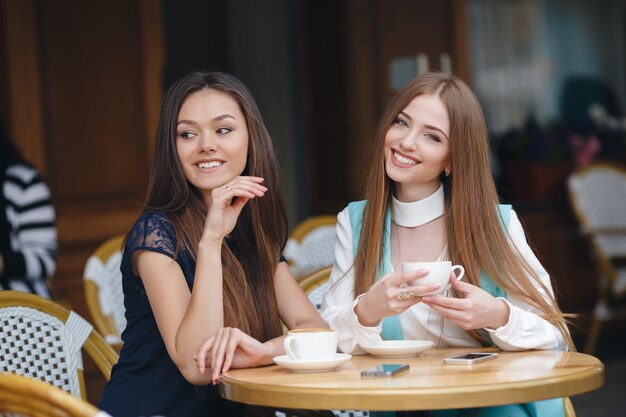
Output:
top-left (99, 71), bottom-right (325, 417)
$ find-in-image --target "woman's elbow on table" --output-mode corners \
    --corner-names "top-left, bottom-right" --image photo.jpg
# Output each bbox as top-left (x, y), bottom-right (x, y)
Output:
top-left (177, 361), bottom-right (213, 385)
top-left (166, 345), bottom-right (212, 385)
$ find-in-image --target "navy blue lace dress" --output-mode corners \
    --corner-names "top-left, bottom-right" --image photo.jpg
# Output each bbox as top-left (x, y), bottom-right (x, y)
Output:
top-left (98, 211), bottom-right (257, 417)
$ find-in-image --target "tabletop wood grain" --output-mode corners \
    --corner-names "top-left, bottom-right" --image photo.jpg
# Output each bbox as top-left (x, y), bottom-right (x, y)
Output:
top-left (218, 347), bottom-right (604, 411)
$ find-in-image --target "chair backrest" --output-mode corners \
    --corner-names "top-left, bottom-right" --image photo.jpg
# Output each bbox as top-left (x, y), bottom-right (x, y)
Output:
top-left (0, 373), bottom-right (111, 417)
top-left (299, 266), bottom-right (332, 311)
top-left (568, 162), bottom-right (626, 292)
top-left (0, 291), bottom-right (119, 400)
top-left (83, 235), bottom-right (125, 346)
top-left (284, 215), bottom-right (337, 279)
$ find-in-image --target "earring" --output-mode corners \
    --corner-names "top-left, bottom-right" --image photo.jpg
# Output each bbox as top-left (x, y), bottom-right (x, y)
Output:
top-left (445, 169), bottom-right (451, 177)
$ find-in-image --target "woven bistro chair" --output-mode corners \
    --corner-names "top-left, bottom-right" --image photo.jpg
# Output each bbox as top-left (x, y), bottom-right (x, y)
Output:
top-left (83, 235), bottom-right (125, 348)
top-left (0, 373), bottom-right (111, 417)
top-left (284, 215), bottom-right (337, 280)
top-left (567, 161), bottom-right (626, 354)
top-left (299, 266), bottom-right (333, 311)
top-left (0, 291), bottom-right (118, 400)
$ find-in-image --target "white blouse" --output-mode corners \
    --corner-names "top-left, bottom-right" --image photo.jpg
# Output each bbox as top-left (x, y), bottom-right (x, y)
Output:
top-left (321, 206), bottom-right (567, 355)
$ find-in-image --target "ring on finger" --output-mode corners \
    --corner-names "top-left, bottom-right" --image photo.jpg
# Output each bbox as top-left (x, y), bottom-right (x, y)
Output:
top-left (397, 288), bottom-right (415, 301)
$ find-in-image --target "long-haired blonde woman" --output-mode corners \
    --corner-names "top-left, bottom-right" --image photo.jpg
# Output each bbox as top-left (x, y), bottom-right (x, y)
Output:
top-left (99, 71), bottom-right (325, 417)
top-left (322, 72), bottom-right (573, 417)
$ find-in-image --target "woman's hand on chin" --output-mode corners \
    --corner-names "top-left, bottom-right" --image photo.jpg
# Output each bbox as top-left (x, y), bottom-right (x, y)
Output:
top-left (202, 176), bottom-right (267, 243)
top-left (194, 327), bottom-right (273, 385)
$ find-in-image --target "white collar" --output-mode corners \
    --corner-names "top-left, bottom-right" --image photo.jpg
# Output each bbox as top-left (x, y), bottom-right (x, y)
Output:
top-left (391, 184), bottom-right (444, 227)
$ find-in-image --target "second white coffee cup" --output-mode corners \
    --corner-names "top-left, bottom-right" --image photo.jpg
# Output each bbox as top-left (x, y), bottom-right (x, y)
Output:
top-left (283, 328), bottom-right (337, 361)
top-left (401, 261), bottom-right (465, 296)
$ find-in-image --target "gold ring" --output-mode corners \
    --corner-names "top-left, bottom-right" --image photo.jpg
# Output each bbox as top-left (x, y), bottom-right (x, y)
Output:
top-left (397, 288), bottom-right (415, 301)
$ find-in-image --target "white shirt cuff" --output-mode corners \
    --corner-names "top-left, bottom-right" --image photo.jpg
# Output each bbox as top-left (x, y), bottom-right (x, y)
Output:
top-left (352, 294), bottom-right (384, 331)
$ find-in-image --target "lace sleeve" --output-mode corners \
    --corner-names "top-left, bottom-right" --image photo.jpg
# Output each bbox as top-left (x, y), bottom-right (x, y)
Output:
top-left (125, 211), bottom-right (177, 260)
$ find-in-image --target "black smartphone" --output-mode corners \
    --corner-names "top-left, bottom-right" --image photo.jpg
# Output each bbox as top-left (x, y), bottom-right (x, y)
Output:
top-left (361, 364), bottom-right (410, 377)
top-left (443, 352), bottom-right (499, 365)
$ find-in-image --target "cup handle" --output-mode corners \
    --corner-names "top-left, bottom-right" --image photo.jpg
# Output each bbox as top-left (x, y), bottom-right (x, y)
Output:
top-left (283, 336), bottom-right (300, 360)
top-left (452, 265), bottom-right (465, 281)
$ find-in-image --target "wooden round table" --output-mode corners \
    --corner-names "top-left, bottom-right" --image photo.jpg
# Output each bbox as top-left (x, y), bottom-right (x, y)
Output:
top-left (219, 348), bottom-right (604, 411)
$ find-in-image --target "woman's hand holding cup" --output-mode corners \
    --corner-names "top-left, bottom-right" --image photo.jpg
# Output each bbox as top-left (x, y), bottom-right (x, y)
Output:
top-left (354, 269), bottom-right (442, 327)
top-left (401, 261), bottom-right (465, 296)
top-left (421, 276), bottom-right (511, 330)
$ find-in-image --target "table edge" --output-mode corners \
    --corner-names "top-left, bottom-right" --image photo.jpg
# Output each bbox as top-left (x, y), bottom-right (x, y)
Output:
top-left (219, 362), bottom-right (604, 411)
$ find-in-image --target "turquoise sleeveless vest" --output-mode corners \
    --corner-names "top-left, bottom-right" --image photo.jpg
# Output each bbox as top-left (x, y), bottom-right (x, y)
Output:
top-left (348, 200), bottom-right (509, 339)
top-left (347, 201), bottom-right (564, 417)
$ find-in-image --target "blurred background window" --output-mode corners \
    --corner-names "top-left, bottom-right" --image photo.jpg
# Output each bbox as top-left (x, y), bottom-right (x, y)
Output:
top-left (469, 0), bottom-right (626, 134)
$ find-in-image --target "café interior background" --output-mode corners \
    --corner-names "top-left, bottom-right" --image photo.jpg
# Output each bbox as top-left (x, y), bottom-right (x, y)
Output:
top-left (1, 0), bottom-right (625, 407)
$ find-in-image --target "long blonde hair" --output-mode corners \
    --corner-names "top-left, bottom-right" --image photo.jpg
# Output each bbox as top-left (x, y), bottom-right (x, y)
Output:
top-left (353, 72), bottom-right (574, 349)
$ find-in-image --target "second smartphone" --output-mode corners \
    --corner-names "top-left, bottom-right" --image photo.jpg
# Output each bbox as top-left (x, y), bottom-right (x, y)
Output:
top-left (361, 364), bottom-right (410, 377)
top-left (443, 352), bottom-right (499, 365)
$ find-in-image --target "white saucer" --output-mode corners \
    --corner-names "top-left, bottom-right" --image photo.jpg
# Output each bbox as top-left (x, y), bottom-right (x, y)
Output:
top-left (361, 340), bottom-right (434, 358)
top-left (273, 353), bottom-right (352, 372)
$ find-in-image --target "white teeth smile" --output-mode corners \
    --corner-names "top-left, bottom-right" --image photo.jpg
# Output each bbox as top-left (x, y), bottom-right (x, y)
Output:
top-left (198, 161), bottom-right (222, 169)
top-left (393, 151), bottom-right (417, 165)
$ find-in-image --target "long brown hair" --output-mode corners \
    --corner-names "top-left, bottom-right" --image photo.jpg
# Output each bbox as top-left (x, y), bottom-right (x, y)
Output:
top-left (141, 71), bottom-right (286, 342)
top-left (353, 72), bottom-right (574, 350)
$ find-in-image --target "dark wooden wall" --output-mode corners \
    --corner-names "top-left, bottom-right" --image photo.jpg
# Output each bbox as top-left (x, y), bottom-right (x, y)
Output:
top-left (303, 0), bottom-right (469, 214)
top-left (1, 0), bottom-right (163, 403)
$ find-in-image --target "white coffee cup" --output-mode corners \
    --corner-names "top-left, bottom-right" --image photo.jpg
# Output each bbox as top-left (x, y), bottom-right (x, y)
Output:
top-left (401, 261), bottom-right (465, 296)
top-left (283, 328), bottom-right (337, 361)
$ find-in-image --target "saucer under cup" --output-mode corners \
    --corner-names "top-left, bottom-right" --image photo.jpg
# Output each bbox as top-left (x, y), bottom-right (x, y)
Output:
top-left (361, 340), bottom-right (434, 358)
top-left (273, 353), bottom-right (352, 373)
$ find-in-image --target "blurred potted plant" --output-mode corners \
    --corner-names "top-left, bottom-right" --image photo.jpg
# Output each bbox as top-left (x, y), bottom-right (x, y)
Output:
top-left (494, 105), bottom-right (626, 204)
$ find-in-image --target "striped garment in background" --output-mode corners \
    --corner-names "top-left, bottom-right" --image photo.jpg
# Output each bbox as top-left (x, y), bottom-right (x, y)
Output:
top-left (0, 163), bottom-right (57, 298)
